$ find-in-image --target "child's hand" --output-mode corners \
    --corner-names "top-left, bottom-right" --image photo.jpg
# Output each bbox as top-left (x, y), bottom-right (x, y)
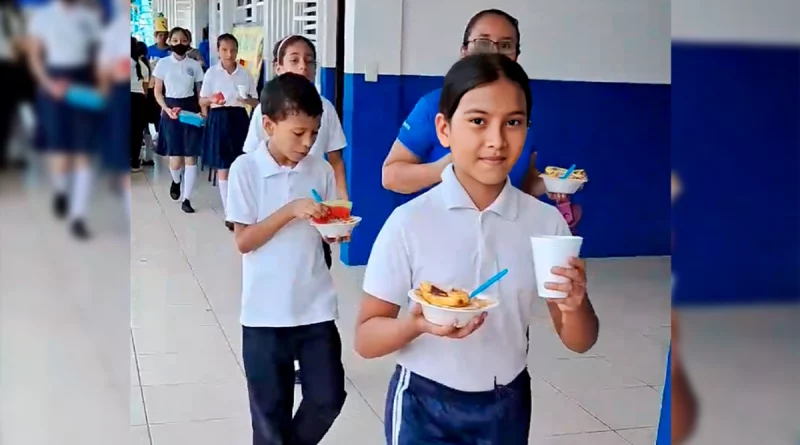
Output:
top-left (544, 256), bottom-right (588, 312)
top-left (547, 192), bottom-right (569, 202)
top-left (409, 303), bottom-right (486, 339)
top-left (290, 198), bottom-right (328, 220)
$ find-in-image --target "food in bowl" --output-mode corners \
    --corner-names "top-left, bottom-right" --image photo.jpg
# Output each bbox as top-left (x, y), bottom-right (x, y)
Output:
top-left (312, 200), bottom-right (353, 224)
top-left (417, 282), bottom-right (470, 308)
top-left (543, 166), bottom-right (588, 182)
top-left (408, 284), bottom-right (499, 327)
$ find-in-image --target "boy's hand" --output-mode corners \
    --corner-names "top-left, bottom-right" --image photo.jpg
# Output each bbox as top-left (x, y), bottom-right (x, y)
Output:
top-left (290, 198), bottom-right (328, 220)
top-left (544, 256), bottom-right (588, 312)
top-left (408, 303), bottom-right (486, 339)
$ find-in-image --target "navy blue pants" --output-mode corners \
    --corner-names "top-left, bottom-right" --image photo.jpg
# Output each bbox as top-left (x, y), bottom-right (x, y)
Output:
top-left (242, 321), bottom-right (346, 445)
top-left (385, 366), bottom-right (532, 445)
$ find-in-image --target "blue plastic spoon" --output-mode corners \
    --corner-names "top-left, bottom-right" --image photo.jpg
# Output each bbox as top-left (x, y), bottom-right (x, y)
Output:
top-left (560, 164), bottom-right (576, 180)
top-left (311, 189), bottom-right (323, 203)
top-left (470, 269), bottom-right (509, 299)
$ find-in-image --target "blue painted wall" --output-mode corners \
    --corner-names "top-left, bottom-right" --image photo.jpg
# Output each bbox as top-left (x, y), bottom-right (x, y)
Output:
top-left (339, 73), bottom-right (671, 266)
top-left (319, 67), bottom-right (336, 105)
top-left (672, 43), bottom-right (799, 306)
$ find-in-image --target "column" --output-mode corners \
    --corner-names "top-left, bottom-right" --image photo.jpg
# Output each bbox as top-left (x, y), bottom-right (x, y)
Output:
top-left (208, 0), bottom-right (219, 65)
top-left (219, 0), bottom-right (235, 34)
top-left (339, 0), bottom-right (404, 266)
top-left (317, 0), bottom-right (337, 103)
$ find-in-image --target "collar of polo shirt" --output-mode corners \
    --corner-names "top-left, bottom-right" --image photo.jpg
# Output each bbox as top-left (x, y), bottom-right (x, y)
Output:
top-left (216, 62), bottom-right (240, 74)
top-left (254, 142), bottom-right (314, 177)
top-left (439, 164), bottom-right (519, 220)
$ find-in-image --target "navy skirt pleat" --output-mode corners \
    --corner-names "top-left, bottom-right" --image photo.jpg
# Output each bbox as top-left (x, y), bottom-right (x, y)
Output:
top-left (35, 66), bottom-right (97, 154)
top-left (201, 106), bottom-right (249, 170)
top-left (155, 96), bottom-right (202, 157)
top-left (100, 82), bottom-right (131, 172)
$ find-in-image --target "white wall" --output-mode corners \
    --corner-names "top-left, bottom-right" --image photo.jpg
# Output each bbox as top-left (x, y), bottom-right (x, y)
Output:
top-left (672, 0), bottom-right (800, 44)
top-left (346, 0), bottom-right (671, 84)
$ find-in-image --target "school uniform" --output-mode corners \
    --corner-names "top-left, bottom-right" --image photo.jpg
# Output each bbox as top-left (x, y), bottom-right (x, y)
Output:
top-left (130, 58), bottom-right (150, 168)
top-left (145, 44), bottom-right (170, 124)
top-left (151, 54), bottom-right (204, 157)
top-left (363, 164), bottom-right (571, 445)
top-left (28, 0), bottom-right (102, 153)
top-left (96, 12), bottom-right (131, 173)
top-left (243, 95), bottom-right (347, 268)
top-left (398, 88), bottom-right (535, 189)
top-left (199, 63), bottom-right (256, 170)
top-left (226, 145), bottom-right (347, 445)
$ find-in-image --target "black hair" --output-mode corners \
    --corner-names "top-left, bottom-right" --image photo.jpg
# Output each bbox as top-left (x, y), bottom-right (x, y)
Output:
top-left (168, 26), bottom-right (188, 41)
top-left (202, 26), bottom-right (208, 40)
top-left (217, 33), bottom-right (238, 49)
top-left (134, 40), bottom-right (151, 75)
top-left (260, 72), bottom-right (323, 122)
top-left (272, 35), bottom-right (316, 64)
top-left (439, 53), bottom-right (532, 120)
top-left (131, 37), bottom-right (143, 81)
top-left (462, 9), bottom-right (521, 56)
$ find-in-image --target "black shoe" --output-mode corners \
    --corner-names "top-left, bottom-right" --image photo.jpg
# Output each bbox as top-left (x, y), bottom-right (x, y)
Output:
top-left (70, 219), bottom-right (90, 240)
top-left (294, 369), bottom-right (301, 385)
top-left (181, 200), bottom-right (195, 213)
top-left (225, 221), bottom-right (234, 231)
top-left (169, 181), bottom-right (181, 201)
top-left (141, 159), bottom-right (155, 167)
top-left (53, 193), bottom-right (68, 220)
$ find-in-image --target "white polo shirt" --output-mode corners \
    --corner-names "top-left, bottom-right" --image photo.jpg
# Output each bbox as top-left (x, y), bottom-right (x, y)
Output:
top-left (151, 55), bottom-right (204, 99)
top-left (226, 143), bottom-right (339, 328)
top-left (363, 165), bottom-right (571, 392)
top-left (199, 63), bottom-right (257, 109)
top-left (242, 95), bottom-right (346, 157)
top-left (28, 1), bottom-right (101, 69)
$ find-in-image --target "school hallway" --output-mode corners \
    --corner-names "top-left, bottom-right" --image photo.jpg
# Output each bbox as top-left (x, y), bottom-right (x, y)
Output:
top-left (126, 162), bottom-right (670, 445)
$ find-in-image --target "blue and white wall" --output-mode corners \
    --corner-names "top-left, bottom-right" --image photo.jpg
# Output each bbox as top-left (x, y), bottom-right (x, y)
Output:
top-left (337, 0), bottom-right (672, 266)
top-left (671, 1), bottom-right (799, 305)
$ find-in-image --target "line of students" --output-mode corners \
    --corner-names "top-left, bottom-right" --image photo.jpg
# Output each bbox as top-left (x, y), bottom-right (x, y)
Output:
top-left (227, 52), bottom-right (599, 444)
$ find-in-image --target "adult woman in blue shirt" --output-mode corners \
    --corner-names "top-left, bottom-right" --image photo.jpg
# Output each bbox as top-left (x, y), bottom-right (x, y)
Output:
top-left (382, 9), bottom-right (552, 199)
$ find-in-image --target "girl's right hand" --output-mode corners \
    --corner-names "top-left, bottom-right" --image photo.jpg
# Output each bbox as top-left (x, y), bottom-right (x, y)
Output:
top-left (164, 107), bottom-right (179, 120)
top-left (46, 80), bottom-right (67, 100)
top-left (409, 303), bottom-right (486, 339)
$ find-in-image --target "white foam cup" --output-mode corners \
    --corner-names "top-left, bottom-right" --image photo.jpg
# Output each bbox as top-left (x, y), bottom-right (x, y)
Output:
top-left (530, 235), bottom-right (583, 298)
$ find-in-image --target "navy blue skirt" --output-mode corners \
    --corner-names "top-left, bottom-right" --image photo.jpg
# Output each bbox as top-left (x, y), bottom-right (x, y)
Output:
top-left (99, 83), bottom-right (130, 172)
top-left (155, 96), bottom-right (202, 157)
top-left (35, 66), bottom-right (97, 154)
top-left (201, 107), bottom-right (249, 170)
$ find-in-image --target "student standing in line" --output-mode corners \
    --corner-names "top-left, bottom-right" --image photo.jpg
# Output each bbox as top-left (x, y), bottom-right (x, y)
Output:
top-left (242, 34), bottom-right (349, 384)
top-left (95, 2), bottom-right (132, 217)
top-left (135, 39), bottom-right (155, 167)
top-left (183, 28), bottom-right (206, 70)
top-left (144, 14), bottom-right (170, 157)
top-left (152, 26), bottom-right (204, 213)
top-left (227, 73), bottom-right (348, 445)
top-left (380, 9), bottom-right (580, 229)
top-left (130, 37), bottom-right (150, 172)
top-left (355, 54), bottom-right (599, 445)
top-left (199, 33), bottom-right (258, 230)
top-left (26, 0), bottom-right (103, 239)
top-left (197, 26), bottom-right (210, 69)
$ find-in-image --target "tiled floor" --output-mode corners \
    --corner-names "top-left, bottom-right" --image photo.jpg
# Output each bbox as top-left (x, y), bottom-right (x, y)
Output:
top-left (128, 163), bottom-right (670, 445)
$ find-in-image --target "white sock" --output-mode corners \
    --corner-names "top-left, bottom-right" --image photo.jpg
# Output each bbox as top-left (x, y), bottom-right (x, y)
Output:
top-left (218, 179), bottom-right (228, 213)
top-left (52, 171), bottom-right (68, 194)
top-left (294, 360), bottom-right (300, 371)
top-left (182, 165), bottom-right (197, 201)
top-left (69, 167), bottom-right (92, 220)
top-left (142, 133), bottom-right (153, 161)
top-left (170, 167), bottom-right (183, 184)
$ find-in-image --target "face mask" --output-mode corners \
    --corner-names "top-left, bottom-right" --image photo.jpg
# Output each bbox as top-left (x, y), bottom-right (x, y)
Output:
top-left (171, 44), bottom-right (189, 56)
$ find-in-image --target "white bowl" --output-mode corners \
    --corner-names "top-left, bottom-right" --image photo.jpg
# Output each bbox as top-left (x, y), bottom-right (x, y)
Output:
top-left (540, 174), bottom-right (586, 194)
top-left (310, 216), bottom-right (362, 238)
top-left (407, 289), bottom-right (499, 328)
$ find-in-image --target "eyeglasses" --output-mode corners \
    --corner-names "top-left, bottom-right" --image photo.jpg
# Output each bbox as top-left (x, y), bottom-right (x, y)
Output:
top-left (466, 38), bottom-right (517, 56)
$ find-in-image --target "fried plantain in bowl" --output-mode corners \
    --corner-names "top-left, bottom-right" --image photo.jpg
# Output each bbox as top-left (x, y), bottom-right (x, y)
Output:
top-left (417, 281), bottom-right (470, 308)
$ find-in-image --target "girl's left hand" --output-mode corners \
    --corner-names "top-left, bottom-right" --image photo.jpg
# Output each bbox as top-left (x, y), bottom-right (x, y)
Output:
top-left (324, 235), bottom-right (350, 244)
top-left (544, 257), bottom-right (587, 312)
